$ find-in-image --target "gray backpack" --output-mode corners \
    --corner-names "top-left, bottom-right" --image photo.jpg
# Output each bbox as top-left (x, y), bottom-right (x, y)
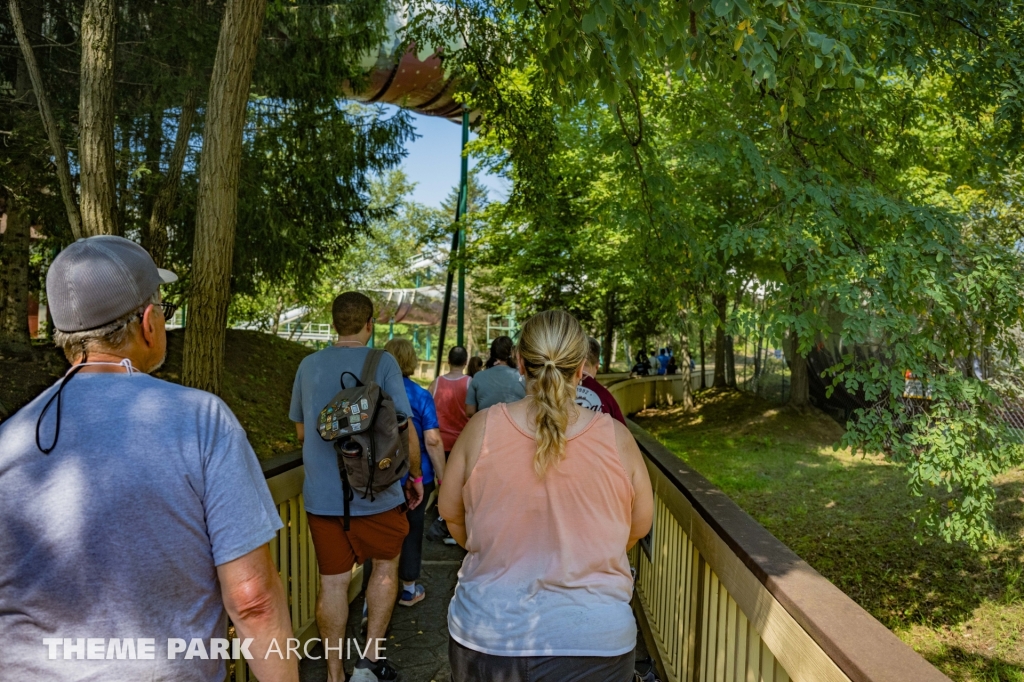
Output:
top-left (317, 349), bottom-right (410, 528)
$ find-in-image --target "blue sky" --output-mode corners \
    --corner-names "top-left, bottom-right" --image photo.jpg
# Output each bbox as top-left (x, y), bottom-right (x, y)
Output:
top-left (389, 106), bottom-right (509, 208)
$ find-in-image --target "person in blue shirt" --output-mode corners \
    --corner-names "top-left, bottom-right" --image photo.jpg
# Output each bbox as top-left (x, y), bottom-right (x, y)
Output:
top-left (384, 339), bottom-right (447, 606)
top-left (657, 348), bottom-right (670, 375)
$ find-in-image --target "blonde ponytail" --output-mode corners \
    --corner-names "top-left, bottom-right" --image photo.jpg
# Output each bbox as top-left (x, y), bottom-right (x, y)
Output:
top-left (516, 310), bottom-right (589, 476)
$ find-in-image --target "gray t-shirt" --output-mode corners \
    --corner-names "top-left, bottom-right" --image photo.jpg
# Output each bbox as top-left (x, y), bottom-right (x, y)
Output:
top-left (466, 364), bottom-right (526, 410)
top-left (289, 345), bottom-right (412, 516)
top-left (0, 372), bottom-right (281, 682)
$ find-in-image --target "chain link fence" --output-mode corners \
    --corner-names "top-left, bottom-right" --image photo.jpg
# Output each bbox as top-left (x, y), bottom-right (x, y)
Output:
top-left (727, 333), bottom-right (1024, 442)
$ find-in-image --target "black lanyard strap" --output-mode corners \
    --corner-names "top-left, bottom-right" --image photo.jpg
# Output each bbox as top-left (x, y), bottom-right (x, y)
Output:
top-left (35, 363), bottom-right (88, 454)
top-left (35, 357), bottom-right (138, 454)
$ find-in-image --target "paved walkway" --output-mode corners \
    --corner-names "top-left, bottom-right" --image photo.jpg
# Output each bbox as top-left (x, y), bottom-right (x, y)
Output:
top-left (300, 504), bottom-right (466, 682)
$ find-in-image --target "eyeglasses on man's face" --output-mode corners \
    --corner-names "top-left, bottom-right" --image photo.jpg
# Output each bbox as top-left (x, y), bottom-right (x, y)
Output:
top-left (154, 302), bottom-right (179, 320)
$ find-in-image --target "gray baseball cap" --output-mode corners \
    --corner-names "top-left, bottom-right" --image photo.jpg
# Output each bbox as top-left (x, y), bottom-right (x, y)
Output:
top-left (46, 236), bottom-right (178, 332)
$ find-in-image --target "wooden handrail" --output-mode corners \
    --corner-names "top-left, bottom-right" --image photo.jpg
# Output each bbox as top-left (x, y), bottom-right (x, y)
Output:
top-left (627, 416), bottom-right (948, 682)
top-left (260, 449), bottom-right (303, 479)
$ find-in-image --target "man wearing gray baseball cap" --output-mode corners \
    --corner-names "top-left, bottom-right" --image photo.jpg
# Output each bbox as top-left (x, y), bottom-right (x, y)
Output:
top-left (0, 236), bottom-right (298, 681)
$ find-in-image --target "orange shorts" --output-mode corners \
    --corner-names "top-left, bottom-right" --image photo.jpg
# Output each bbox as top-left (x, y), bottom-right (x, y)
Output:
top-left (307, 507), bottom-right (409, 575)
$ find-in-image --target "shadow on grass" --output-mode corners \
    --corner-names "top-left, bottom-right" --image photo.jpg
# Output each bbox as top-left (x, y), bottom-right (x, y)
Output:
top-left (635, 389), bottom-right (1024, 636)
top-left (927, 647), bottom-right (1024, 682)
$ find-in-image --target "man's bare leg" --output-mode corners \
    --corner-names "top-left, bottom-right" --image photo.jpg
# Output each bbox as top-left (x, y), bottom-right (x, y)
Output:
top-left (364, 554), bottom-right (400, 662)
top-left (317, 571), bottom-right (352, 682)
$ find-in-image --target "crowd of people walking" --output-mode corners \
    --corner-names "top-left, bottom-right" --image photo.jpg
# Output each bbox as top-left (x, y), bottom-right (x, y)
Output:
top-left (0, 236), bottom-right (654, 682)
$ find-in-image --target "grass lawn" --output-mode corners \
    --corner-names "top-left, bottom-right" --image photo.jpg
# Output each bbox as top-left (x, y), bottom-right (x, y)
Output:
top-left (634, 389), bottom-right (1024, 682)
top-left (155, 329), bottom-right (312, 459)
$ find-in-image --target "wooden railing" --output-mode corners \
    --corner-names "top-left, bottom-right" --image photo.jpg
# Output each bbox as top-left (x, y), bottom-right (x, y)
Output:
top-left (230, 451), bottom-right (363, 682)
top-left (605, 371), bottom-right (712, 414)
top-left (614, 382), bottom-right (949, 682)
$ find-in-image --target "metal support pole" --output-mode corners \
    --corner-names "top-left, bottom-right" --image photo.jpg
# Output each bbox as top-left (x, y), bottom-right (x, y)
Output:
top-left (456, 110), bottom-right (470, 348)
top-left (436, 109), bottom-right (471, 378)
top-left (388, 316), bottom-right (395, 341)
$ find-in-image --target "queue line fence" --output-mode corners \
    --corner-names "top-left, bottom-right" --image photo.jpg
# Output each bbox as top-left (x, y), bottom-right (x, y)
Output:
top-left (604, 375), bottom-right (949, 682)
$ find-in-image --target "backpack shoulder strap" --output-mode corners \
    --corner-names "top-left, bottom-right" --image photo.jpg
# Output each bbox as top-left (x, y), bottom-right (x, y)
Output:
top-left (360, 348), bottom-right (386, 385)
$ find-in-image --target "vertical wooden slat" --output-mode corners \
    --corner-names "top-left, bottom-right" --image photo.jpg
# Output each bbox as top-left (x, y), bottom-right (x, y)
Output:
top-left (775, 661), bottom-right (790, 682)
top-left (686, 548), bottom-right (702, 682)
top-left (309, 499), bottom-right (318, 621)
top-left (679, 535), bottom-right (693, 680)
top-left (704, 573), bottom-right (718, 682)
top-left (299, 500), bottom-right (309, 626)
top-left (746, 620), bottom-right (759, 682)
top-left (278, 503), bottom-right (289, 589)
top-left (657, 500), bottom-right (669, 643)
top-left (651, 499), bottom-right (660, 617)
top-left (289, 497), bottom-right (300, 627)
top-left (725, 596), bottom-right (737, 682)
top-left (735, 610), bottom-right (749, 682)
top-left (715, 586), bottom-right (728, 680)
top-left (236, 653), bottom-right (248, 682)
top-left (669, 513), bottom-right (682, 677)
top-left (760, 640), bottom-right (776, 682)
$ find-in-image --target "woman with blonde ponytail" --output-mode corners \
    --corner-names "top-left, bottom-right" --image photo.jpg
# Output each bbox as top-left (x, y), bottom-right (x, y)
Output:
top-left (440, 310), bottom-right (654, 682)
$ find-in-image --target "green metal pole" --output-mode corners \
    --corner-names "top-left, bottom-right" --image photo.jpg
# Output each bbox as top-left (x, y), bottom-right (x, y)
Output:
top-left (456, 109), bottom-right (470, 348)
top-left (435, 109), bottom-right (471, 379)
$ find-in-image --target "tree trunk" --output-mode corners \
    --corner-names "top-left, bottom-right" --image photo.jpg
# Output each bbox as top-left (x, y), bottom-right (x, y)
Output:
top-left (610, 330), bottom-right (618, 370)
top-left (788, 328), bottom-right (810, 407)
top-left (678, 330), bottom-right (694, 410)
top-left (602, 290), bottom-right (615, 374)
top-left (754, 327), bottom-right (763, 384)
top-left (8, 0), bottom-right (83, 238)
top-left (182, 0), bottom-right (267, 394)
top-left (0, 199), bottom-right (33, 356)
top-left (713, 291), bottom-right (727, 387)
top-left (699, 325), bottom-right (706, 390)
top-left (146, 86), bottom-right (198, 268)
top-left (726, 335), bottom-right (736, 387)
top-left (139, 112), bottom-right (162, 227)
top-left (79, 0), bottom-right (119, 236)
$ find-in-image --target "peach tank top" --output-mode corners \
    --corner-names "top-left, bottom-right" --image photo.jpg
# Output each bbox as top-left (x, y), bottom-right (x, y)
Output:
top-left (447, 404), bottom-right (636, 656)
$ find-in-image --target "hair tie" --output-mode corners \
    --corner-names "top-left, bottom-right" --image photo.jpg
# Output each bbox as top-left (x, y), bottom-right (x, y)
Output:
top-left (544, 359), bottom-right (557, 368)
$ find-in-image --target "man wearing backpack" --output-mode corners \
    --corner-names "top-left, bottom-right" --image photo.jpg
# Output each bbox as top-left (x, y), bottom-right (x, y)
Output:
top-left (290, 292), bottom-right (423, 682)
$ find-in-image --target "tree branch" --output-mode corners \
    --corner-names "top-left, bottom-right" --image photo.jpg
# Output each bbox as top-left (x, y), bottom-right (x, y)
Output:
top-left (147, 86), bottom-right (198, 268)
top-left (7, 0), bottom-right (83, 239)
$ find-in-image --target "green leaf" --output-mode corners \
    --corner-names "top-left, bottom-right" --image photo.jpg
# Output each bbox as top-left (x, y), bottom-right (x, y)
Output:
top-left (820, 36), bottom-right (836, 54)
top-left (713, 0), bottom-right (735, 17)
top-left (582, 11), bottom-right (598, 32)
